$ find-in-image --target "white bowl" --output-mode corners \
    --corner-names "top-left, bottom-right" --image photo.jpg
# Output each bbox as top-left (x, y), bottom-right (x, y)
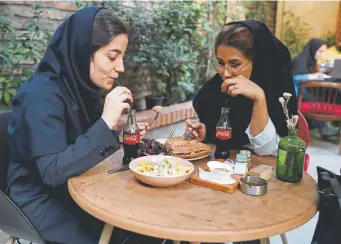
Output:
top-left (207, 161), bottom-right (234, 184)
top-left (129, 155), bottom-right (194, 187)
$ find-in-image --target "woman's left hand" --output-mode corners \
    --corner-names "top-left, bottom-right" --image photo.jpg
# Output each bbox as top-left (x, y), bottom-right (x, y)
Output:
top-left (137, 122), bottom-right (150, 139)
top-left (221, 75), bottom-right (265, 102)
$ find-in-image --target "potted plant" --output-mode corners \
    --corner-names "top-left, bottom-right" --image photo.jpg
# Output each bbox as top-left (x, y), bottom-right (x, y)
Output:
top-left (178, 82), bottom-right (198, 101)
top-left (146, 79), bottom-right (166, 109)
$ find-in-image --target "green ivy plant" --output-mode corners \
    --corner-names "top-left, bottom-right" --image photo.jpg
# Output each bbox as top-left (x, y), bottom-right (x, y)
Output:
top-left (243, 1), bottom-right (275, 29)
top-left (0, 3), bottom-right (51, 106)
top-left (322, 30), bottom-right (336, 46)
top-left (75, 0), bottom-right (227, 104)
top-left (282, 11), bottom-right (310, 57)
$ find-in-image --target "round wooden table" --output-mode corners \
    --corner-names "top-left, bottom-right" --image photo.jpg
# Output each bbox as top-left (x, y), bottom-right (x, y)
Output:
top-left (68, 148), bottom-right (317, 243)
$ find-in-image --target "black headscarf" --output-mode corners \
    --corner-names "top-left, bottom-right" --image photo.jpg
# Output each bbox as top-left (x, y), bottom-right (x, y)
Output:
top-left (290, 38), bottom-right (327, 75)
top-left (193, 20), bottom-right (297, 148)
top-left (9, 7), bottom-right (104, 160)
top-left (36, 7), bottom-right (104, 130)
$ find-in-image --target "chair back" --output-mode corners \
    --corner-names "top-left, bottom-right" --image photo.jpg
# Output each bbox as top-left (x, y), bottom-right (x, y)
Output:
top-left (0, 191), bottom-right (45, 244)
top-left (0, 111), bottom-right (11, 191)
top-left (0, 110), bottom-right (45, 244)
top-left (298, 81), bottom-right (341, 121)
top-left (297, 111), bottom-right (310, 172)
top-left (297, 111), bottom-right (310, 147)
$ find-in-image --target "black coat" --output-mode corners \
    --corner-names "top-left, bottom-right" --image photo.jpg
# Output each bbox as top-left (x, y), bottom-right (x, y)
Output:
top-left (6, 7), bottom-right (119, 244)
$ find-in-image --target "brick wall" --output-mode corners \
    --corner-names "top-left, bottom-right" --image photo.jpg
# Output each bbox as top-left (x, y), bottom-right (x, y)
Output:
top-left (0, 1), bottom-right (78, 75)
top-left (0, 1), bottom-right (152, 100)
top-left (0, 1), bottom-right (77, 32)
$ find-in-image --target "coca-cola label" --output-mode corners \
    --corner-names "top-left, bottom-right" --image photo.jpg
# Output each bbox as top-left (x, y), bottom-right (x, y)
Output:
top-left (123, 133), bottom-right (140, 145)
top-left (216, 129), bottom-right (232, 140)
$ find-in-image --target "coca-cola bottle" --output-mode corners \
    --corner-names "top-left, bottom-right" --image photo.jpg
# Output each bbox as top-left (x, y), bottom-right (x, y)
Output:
top-left (123, 110), bottom-right (140, 165)
top-left (214, 107), bottom-right (232, 159)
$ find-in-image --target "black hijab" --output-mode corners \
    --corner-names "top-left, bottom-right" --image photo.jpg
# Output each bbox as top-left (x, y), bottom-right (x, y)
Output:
top-left (193, 20), bottom-right (297, 148)
top-left (9, 7), bottom-right (104, 160)
top-left (36, 7), bottom-right (103, 130)
top-left (290, 38), bottom-right (327, 75)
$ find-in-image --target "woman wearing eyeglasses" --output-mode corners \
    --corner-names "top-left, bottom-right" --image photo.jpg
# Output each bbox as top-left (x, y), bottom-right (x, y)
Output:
top-left (186, 20), bottom-right (297, 157)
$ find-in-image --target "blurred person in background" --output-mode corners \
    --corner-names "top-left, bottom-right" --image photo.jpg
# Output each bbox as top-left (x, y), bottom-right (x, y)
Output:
top-left (290, 38), bottom-right (339, 137)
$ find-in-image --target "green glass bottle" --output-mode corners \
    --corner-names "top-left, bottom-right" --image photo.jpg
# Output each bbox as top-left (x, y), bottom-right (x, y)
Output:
top-left (276, 129), bottom-right (306, 182)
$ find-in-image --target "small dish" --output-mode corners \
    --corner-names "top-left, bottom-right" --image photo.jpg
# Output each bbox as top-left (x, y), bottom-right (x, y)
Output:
top-left (239, 176), bottom-right (267, 196)
top-left (207, 161), bottom-right (234, 184)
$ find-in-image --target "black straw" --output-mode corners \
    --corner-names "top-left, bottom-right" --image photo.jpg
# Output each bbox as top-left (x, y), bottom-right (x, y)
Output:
top-left (115, 79), bottom-right (133, 115)
top-left (224, 96), bottom-right (229, 107)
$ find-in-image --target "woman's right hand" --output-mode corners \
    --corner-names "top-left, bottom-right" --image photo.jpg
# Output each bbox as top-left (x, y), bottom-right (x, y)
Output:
top-left (185, 119), bottom-right (206, 142)
top-left (101, 86), bottom-right (133, 130)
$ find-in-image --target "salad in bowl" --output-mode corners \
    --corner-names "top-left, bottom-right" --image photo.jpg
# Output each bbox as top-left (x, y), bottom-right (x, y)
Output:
top-left (129, 155), bottom-right (194, 187)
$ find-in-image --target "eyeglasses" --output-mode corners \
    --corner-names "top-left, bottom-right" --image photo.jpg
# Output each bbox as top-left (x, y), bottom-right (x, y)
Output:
top-left (213, 59), bottom-right (250, 76)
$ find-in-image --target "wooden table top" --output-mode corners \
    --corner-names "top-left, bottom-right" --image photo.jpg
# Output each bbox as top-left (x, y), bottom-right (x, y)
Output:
top-left (68, 148), bottom-right (317, 242)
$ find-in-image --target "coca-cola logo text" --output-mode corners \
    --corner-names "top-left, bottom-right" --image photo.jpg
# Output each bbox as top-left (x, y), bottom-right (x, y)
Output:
top-left (124, 133), bottom-right (140, 145)
top-left (216, 129), bottom-right (232, 140)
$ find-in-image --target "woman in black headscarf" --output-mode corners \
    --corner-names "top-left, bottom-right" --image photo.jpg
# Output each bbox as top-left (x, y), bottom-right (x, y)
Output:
top-left (186, 20), bottom-right (297, 156)
top-left (6, 7), bottom-right (165, 244)
top-left (291, 38), bottom-right (327, 76)
top-left (290, 39), bottom-right (339, 137)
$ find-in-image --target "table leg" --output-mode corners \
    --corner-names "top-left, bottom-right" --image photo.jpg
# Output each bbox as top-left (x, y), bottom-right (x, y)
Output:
top-left (260, 238), bottom-right (270, 244)
top-left (280, 233), bottom-right (288, 244)
top-left (6, 237), bottom-right (17, 244)
top-left (99, 223), bottom-right (114, 244)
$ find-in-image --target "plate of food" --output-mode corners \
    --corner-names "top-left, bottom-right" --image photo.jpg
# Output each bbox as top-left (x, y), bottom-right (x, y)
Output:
top-left (129, 155), bottom-right (194, 187)
top-left (140, 137), bottom-right (212, 161)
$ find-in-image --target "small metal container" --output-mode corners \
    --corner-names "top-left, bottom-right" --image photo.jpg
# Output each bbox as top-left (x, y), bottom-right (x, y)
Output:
top-left (239, 176), bottom-right (267, 196)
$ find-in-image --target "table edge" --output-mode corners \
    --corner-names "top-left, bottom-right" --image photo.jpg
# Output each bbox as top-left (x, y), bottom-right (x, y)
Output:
top-left (68, 176), bottom-right (318, 242)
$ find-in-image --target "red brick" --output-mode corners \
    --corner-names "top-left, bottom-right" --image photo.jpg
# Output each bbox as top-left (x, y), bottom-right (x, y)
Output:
top-left (179, 109), bottom-right (183, 121)
top-left (173, 110), bottom-right (178, 122)
top-left (53, 1), bottom-right (78, 11)
top-left (149, 117), bottom-right (156, 130)
top-left (183, 108), bottom-right (188, 120)
top-left (186, 108), bottom-right (192, 119)
top-left (190, 108), bottom-right (195, 118)
top-left (23, 1), bottom-right (54, 7)
top-left (114, 101), bottom-right (197, 131)
top-left (161, 114), bottom-right (167, 126)
top-left (171, 111), bottom-right (176, 124)
top-left (155, 115), bottom-right (162, 128)
top-left (176, 109), bottom-right (182, 121)
top-left (166, 113), bottom-right (172, 125)
top-left (40, 8), bottom-right (72, 20)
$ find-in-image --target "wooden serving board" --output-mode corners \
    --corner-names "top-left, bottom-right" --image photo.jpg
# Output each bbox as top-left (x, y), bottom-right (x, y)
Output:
top-left (189, 166), bottom-right (242, 194)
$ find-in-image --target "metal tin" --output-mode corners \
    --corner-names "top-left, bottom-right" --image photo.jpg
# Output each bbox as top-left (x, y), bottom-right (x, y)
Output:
top-left (239, 176), bottom-right (267, 196)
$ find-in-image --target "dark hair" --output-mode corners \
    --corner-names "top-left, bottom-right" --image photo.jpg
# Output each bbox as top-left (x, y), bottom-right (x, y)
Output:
top-left (91, 9), bottom-right (128, 53)
top-left (215, 23), bottom-right (254, 60)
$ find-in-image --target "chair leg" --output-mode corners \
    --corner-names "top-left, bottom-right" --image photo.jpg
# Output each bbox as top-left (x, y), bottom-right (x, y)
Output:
top-left (6, 236), bottom-right (17, 244)
top-left (280, 233), bottom-right (288, 244)
top-left (260, 238), bottom-right (270, 244)
top-left (98, 223), bottom-right (114, 244)
top-left (339, 130), bottom-right (341, 155)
